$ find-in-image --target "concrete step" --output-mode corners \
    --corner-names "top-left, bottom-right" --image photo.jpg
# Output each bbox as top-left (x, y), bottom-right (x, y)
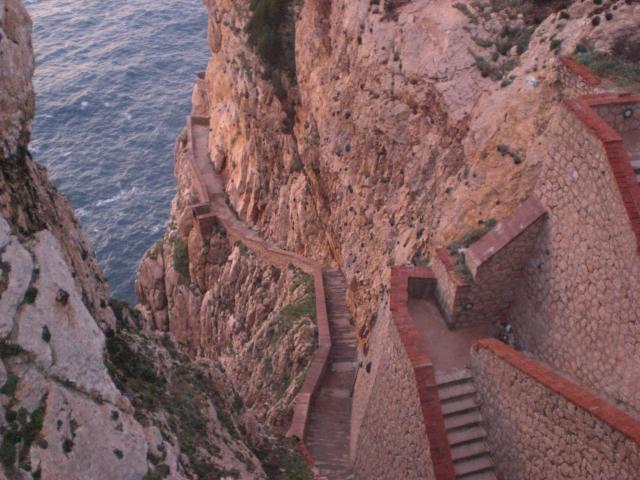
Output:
top-left (454, 455), bottom-right (494, 477)
top-left (458, 471), bottom-right (497, 480)
top-left (435, 369), bottom-right (473, 387)
top-left (447, 426), bottom-right (488, 447)
top-left (451, 440), bottom-right (491, 462)
top-left (444, 410), bottom-right (483, 432)
top-left (438, 381), bottom-right (476, 402)
top-left (442, 396), bottom-right (480, 416)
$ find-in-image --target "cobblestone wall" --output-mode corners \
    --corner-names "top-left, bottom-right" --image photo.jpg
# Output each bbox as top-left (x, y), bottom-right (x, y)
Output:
top-left (558, 58), bottom-right (600, 97)
top-left (470, 341), bottom-right (640, 480)
top-left (351, 306), bottom-right (436, 480)
top-left (593, 101), bottom-right (640, 134)
top-left (510, 104), bottom-right (640, 414)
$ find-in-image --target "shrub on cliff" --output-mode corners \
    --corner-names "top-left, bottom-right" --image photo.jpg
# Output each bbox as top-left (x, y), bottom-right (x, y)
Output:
top-left (172, 238), bottom-right (190, 282)
top-left (245, 0), bottom-right (296, 77)
top-left (576, 47), bottom-right (640, 91)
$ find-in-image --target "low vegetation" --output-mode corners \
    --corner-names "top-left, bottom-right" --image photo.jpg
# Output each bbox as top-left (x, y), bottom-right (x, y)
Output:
top-left (576, 47), bottom-right (640, 91)
top-left (172, 238), bottom-right (190, 282)
top-left (281, 269), bottom-right (316, 323)
top-left (448, 219), bottom-right (498, 282)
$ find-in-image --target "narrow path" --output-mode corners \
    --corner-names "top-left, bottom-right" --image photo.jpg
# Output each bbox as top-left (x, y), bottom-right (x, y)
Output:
top-left (305, 270), bottom-right (356, 480)
top-left (188, 118), bottom-right (356, 477)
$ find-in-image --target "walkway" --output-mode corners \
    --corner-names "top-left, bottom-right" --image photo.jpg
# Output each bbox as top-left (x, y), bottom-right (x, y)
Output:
top-left (408, 300), bottom-right (496, 375)
top-left (187, 117), bottom-right (356, 478)
top-left (305, 270), bottom-right (355, 480)
top-left (408, 299), bottom-right (499, 479)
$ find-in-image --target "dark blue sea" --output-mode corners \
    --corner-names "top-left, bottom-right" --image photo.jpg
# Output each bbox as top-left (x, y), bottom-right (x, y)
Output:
top-left (24, 0), bottom-right (209, 302)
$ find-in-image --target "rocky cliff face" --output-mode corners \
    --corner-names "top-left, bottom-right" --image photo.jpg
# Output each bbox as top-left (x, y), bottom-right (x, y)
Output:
top-left (0, 1), bottom-right (309, 478)
top-left (138, 0), bottom-right (639, 359)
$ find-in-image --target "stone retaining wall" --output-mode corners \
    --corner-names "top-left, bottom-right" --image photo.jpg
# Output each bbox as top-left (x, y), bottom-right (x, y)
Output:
top-left (592, 97), bottom-right (640, 134)
top-left (351, 267), bottom-right (454, 480)
top-left (432, 198), bottom-right (546, 329)
top-left (558, 57), bottom-right (601, 97)
top-left (510, 99), bottom-right (640, 414)
top-left (470, 339), bottom-right (640, 480)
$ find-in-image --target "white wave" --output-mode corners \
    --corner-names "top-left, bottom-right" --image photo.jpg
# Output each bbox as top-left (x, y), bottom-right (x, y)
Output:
top-left (74, 207), bottom-right (89, 218)
top-left (124, 112), bottom-right (132, 121)
top-left (95, 187), bottom-right (138, 207)
top-left (81, 101), bottom-right (89, 109)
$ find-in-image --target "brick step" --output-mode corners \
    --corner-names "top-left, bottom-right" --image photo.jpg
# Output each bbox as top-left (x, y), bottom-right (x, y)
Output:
top-left (444, 410), bottom-right (483, 432)
top-left (451, 440), bottom-right (491, 462)
top-left (454, 455), bottom-right (494, 477)
top-left (442, 396), bottom-right (480, 416)
top-left (437, 381), bottom-right (476, 402)
top-left (447, 426), bottom-right (488, 447)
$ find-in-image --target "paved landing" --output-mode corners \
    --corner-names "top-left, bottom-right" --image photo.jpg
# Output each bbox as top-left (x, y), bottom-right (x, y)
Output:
top-left (407, 299), bottom-right (497, 375)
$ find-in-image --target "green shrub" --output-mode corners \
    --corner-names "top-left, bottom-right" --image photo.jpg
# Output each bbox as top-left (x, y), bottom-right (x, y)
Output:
top-left (245, 0), bottom-right (295, 74)
top-left (172, 239), bottom-right (190, 281)
top-left (22, 287), bottom-right (38, 305)
top-left (0, 343), bottom-right (24, 358)
top-left (453, 3), bottom-right (478, 24)
top-left (0, 374), bottom-right (19, 396)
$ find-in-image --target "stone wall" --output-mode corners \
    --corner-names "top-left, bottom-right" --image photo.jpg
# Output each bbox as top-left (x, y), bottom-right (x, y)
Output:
top-left (509, 102), bottom-right (640, 414)
top-left (432, 199), bottom-right (546, 329)
top-left (593, 99), bottom-right (640, 134)
top-left (351, 308), bottom-right (436, 480)
top-left (470, 340), bottom-right (640, 480)
top-left (558, 57), bottom-right (601, 97)
top-left (351, 267), bottom-right (453, 480)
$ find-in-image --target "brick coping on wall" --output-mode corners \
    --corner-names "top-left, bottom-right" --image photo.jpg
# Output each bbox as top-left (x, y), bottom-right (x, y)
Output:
top-left (390, 266), bottom-right (456, 480)
top-left (466, 197), bottom-right (547, 277)
top-left (474, 339), bottom-right (640, 445)
top-left (560, 57), bottom-right (602, 87)
top-left (436, 197), bottom-right (546, 284)
top-left (564, 93), bottom-right (640, 251)
top-left (182, 111), bottom-right (333, 461)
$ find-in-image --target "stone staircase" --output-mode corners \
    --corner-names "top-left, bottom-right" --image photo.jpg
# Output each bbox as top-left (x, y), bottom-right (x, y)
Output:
top-left (436, 369), bottom-right (498, 480)
top-left (304, 269), bottom-right (356, 480)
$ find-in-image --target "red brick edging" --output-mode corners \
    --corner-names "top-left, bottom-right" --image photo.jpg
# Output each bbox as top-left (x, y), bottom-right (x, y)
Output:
top-left (390, 266), bottom-right (456, 480)
top-left (564, 93), bottom-right (640, 251)
top-left (559, 57), bottom-right (602, 87)
top-left (474, 339), bottom-right (640, 445)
